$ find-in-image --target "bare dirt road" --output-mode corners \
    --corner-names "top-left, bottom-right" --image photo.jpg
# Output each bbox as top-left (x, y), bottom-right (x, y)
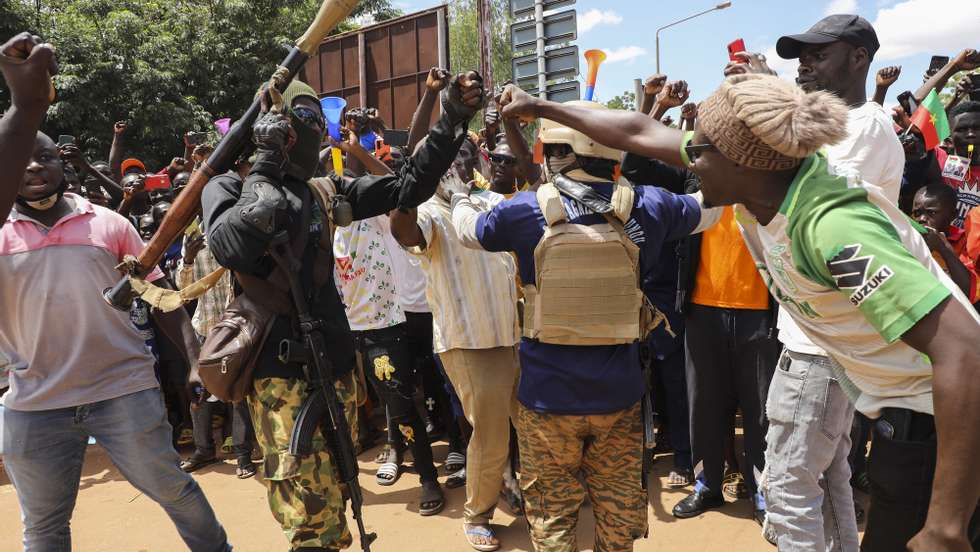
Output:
top-left (1, 441), bottom-right (857, 551)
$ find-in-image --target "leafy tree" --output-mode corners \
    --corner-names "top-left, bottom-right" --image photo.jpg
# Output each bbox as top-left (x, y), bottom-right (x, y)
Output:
top-left (605, 91), bottom-right (636, 111)
top-left (0, 0), bottom-right (399, 168)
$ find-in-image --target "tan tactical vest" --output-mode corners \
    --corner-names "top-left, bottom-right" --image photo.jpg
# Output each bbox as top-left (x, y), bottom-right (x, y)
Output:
top-left (522, 180), bottom-right (661, 346)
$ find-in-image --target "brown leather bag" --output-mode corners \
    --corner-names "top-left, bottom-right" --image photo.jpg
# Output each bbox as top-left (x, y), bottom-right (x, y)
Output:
top-left (197, 291), bottom-right (278, 403)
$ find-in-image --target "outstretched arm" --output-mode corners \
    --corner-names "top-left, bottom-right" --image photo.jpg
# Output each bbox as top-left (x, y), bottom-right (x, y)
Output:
top-left (915, 50), bottom-right (980, 104)
top-left (0, 33), bottom-right (57, 225)
top-left (109, 121), bottom-right (127, 182)
top-left (500, 84), bottom-right (686, 168)
top-left (407, 68), bottom-right (450, 152)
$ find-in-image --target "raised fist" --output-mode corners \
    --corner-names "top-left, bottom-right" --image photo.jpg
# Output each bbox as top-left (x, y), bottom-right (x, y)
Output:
top-left (643, 74), bottom-right (668, 97)
top-left (252, 112), bottom-right (294, 152)
top-left (426, 67), bottom-right (450, 93)
top-left (444, 71), bottom-right (486, 123)
top-left (657, 81), bottom-right (690, 109)
top-left (876, 66), bottom-right (902, 88)
top-left (0, 32), bottom-right (57, 110)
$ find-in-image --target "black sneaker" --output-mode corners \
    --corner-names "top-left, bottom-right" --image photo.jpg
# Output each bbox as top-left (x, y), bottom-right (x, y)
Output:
top-left (672, 489), bottom-right (725, 518)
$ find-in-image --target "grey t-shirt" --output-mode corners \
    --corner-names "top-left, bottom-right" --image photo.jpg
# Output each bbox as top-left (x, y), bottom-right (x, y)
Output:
top-left (0, 196), bottom-right (164, 410)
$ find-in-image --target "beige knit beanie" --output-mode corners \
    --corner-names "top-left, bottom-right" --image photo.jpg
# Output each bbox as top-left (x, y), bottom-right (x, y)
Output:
top-left (699, 74), bottom-right (849, 171)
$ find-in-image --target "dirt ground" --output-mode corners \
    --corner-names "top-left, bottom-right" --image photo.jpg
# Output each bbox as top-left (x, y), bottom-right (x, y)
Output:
top-left (0, 440), bottom-right (867, 551)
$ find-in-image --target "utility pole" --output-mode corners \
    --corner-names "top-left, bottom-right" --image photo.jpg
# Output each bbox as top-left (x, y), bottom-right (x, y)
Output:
top-left (477, 0), bottom-right (495, 93)
top-left (534, 0), bottom-right (546, 99)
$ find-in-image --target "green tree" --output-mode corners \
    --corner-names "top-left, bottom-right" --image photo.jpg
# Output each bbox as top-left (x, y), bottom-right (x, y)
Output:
top-left (605, 91), bottom-right (636, 111)
top-left (0, 0), bottom-right (399, 168)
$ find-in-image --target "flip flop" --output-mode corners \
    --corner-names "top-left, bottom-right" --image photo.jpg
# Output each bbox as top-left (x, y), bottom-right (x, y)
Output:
top-left (180, 452), bottom-right (218, 473)
top-left (419, 481), bottom-right (445, 516)
top-left (463, 523), bottom-right (500, 552)
top-left (445, 451), bottom-right (465, 474)
top-left (236, 458), bottom-right (257, 480)
top-left (446, 467), bottom-right (466, 489)
top-left (376, 446), bottom-right (402, 486)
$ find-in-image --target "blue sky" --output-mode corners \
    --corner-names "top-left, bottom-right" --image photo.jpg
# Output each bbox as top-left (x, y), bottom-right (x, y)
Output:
top-left (393, 0), bottom-right (978, 110)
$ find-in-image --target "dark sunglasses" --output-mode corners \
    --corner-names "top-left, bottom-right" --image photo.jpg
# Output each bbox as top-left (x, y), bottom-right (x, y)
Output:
top-left (684, 142), bottom-right (717, 164)
top-left (489, 152), bottom-right (518, 166)
top-left (292, 106), bottom-right (325, 130)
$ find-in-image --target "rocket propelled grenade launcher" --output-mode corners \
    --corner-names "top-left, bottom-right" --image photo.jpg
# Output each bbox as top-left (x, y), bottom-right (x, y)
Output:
top-left (103, 0), bottom-right (361, 311)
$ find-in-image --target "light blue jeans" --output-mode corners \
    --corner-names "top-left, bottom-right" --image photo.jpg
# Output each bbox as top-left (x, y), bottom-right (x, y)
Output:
top-left (762, 350), bottom-right (859, 552)
top-left (1, 388), bottom-right (231, 552)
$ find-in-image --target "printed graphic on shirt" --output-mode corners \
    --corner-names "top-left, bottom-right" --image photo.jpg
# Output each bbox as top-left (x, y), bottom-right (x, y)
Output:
top-left (826, 244), bottom-right (894, 307)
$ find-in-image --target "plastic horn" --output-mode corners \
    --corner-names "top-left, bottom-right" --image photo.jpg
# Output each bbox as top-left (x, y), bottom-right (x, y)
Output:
top-left (102, 0), bottom-right (360, 312)
top-left (359, 130), bottom-right (377, 152)
top-left (583, 49), bottom-right (607, 102)
top-left (320, 96), bottom-right (347, 175)
top-left (214, 118), bottom-right (232, 136)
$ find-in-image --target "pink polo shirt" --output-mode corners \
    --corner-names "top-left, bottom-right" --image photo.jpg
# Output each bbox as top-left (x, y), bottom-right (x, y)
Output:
top-left (0, 194), bottom-right (165, 411)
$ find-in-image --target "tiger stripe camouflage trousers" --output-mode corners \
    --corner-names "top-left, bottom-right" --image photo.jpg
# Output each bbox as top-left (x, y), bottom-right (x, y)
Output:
top-left (517, 402), bottom-right (647, 552)
top-left (247, 372), bottom-right (361, 550)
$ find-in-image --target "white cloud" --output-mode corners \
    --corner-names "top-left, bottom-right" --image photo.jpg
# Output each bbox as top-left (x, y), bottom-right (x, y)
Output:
top-left (824, 0), bottom-right (859, 15)
top-left (873, 0), bottom-right (980, 60)
top-left (578, 9), bottom-right (623, 33)
top-left (604, 46), bottom-right (648, 64)
top-left (762, 46), bottom-right (800, 81)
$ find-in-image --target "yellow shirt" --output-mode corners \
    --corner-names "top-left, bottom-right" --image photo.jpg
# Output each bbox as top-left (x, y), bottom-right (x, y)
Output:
top-left (691, 206), bottom-right (769, 310)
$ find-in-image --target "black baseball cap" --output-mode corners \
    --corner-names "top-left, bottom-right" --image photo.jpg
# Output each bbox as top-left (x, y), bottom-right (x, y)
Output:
top-left (776, 14), bottom-right (880, 60)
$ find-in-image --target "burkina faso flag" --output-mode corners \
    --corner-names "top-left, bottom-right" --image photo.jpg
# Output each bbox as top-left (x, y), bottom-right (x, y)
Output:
top-left (910, 89), bottom-right (951, 151)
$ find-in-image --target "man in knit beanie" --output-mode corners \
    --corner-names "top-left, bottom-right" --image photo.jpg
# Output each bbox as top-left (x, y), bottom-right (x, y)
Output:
top-left (202, 73), bottom-right (485, 551)
top-left (727, 14), bottom-right (905, 549)
top-left (500, 73), bottom-right (980, 552)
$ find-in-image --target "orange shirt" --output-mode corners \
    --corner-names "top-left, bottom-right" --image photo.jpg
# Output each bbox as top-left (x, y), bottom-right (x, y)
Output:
top-left (691, 206), bottom-right (770, 310)
top-left (965, 206), bottom-right (980, 267)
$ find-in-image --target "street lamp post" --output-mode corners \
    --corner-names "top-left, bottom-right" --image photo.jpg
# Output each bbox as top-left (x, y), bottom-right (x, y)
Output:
top-left (655, 2), bottom-right (732, 73)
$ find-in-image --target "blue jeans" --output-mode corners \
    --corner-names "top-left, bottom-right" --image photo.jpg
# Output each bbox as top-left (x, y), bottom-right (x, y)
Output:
top-left (1, 388), bottom-right (231, 552)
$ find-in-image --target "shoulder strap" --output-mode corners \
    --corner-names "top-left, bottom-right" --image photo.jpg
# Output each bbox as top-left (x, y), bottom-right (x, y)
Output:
top-left (610, 178), bottom-right (635, 224)
top-left (536, 182), bottom-right (568, 227)
top-left (308, 177), bottom-right (338, 249)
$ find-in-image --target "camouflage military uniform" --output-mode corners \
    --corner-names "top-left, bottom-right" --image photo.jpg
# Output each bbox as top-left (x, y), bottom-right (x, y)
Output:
top-left (517, 402), bottom-right (647, 552)
top-left (248, 377), bottom-right (355, 550)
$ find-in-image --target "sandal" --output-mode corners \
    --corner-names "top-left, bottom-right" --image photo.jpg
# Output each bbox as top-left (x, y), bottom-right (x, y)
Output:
top-left (236, 457), bottom-right (257, 480)
top-left (463, 523), bottom-right (500, 552)
top-left (445, 451), bottom-right (466, 474)
top-left (667, 469), bottom-right (693, 489)
top-left (419, 481), bottom-right (445, 516)
top-left (446, 467), bottom-right (466, 489)
top-left (180, 451), bottom-right (218, 473)
top-left (376, 446), bottom-right (402, 486)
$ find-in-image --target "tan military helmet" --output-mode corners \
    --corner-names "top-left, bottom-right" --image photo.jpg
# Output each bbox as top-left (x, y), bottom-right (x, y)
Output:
top-left (538, 100), bottom-right (622, 162)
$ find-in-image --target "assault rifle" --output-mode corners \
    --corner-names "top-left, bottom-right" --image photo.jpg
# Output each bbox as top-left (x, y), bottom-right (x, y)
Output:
top-left (269, 238), bottom-right (376, 552)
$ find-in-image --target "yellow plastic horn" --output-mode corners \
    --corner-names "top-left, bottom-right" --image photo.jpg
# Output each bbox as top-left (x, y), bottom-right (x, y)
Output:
top-left (583, 49), bottom-right (607, 101)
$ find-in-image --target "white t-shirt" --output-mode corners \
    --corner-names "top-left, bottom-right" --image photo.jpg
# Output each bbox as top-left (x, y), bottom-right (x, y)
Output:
top-left (779, 101), bottom-right (906, 355)
top-left (333, 215), bottom-right (406, 331)
top-left (396, 253), bottom-right (430, 313)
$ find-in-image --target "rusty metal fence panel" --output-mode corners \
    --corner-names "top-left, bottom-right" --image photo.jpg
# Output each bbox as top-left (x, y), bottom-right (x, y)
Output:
top-left (308, 6), bottom-right (449, 130)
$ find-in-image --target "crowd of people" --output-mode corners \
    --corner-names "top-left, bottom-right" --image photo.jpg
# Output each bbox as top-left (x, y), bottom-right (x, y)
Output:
top-left (1, 10), bottom-right (980, 552)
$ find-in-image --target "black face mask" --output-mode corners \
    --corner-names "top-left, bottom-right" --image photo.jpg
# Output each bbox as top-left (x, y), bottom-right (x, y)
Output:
top-left (286, 106), bottom-right (325, 182)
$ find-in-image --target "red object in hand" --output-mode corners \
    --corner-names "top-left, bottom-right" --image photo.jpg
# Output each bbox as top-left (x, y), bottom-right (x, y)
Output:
top-left (728, 39), bottom-right (746, 62)
top-left (144, 174), bottom-right (171, 191)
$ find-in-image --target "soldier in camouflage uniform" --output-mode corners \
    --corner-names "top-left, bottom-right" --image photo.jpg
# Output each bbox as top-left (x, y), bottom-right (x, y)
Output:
top-left (203, 76), bottom-right (483, 550)
top-left (451, 95), bottom-right (717, 551)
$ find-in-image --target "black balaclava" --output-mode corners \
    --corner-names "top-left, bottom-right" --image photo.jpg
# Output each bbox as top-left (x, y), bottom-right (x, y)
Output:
top-left (281, 79), bottom-right (324, 182)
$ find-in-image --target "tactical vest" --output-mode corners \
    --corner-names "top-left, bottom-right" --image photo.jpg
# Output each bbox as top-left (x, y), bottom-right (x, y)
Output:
top-left (522, 180), bottom-right (661, 346)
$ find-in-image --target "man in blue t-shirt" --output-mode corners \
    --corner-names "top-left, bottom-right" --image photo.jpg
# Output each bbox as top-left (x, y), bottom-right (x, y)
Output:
top-left (450, 101), bottom-right (715, 551)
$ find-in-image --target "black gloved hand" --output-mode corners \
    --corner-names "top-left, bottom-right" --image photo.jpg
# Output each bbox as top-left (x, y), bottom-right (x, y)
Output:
top-left (251, 111), bottom-right (294, 179)
top-left (442, 71), bottom-right (486, 125)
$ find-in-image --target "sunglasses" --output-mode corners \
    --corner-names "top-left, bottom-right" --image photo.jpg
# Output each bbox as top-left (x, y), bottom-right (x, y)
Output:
top-left (489, 152), bottom-right (518, 166)
top-left (292, 107), bottom-right (325, 131)
top-left (684, 142), bottom-right (717, 164)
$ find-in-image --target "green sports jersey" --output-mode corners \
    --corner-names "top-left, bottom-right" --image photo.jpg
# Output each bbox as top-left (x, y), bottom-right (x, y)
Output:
top-left (732, 154), bottom-right (978, 417)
